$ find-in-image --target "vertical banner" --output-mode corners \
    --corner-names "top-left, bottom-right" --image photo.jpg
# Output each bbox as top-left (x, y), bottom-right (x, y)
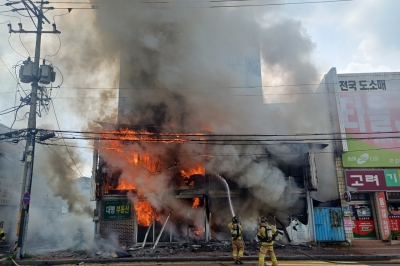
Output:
top-left (376, 192), bottom-right (391, 240)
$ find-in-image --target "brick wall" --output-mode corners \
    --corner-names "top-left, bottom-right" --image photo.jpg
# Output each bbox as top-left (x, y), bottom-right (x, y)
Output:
top-left (99, 200), bottom-right (135, 245)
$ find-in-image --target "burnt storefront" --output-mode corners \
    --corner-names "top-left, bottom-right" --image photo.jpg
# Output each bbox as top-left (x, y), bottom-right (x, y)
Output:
top-left (89, 125), bottom-right (322, 245)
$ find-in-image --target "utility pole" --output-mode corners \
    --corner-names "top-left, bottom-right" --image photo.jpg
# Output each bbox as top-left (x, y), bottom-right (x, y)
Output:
top-left (7, 0), bottom-right (60, 259)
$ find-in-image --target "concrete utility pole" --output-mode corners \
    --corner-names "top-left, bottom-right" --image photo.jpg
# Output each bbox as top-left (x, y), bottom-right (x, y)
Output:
top-left (8, 0), bottom-right (60, 259)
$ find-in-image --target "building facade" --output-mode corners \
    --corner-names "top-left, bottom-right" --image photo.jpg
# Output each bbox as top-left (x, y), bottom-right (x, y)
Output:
top-left (319, 68), bottom-right (400, 241)
top-left (0, 123), bottom-right (24, 246)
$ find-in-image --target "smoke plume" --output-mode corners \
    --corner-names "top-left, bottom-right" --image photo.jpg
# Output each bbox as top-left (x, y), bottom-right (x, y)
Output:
top-left (36, 0), bottom-right (326, 239)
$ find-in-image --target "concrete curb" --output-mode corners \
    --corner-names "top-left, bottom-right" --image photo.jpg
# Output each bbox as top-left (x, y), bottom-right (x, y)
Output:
top-left (3, 255), bottom-right (400, 265)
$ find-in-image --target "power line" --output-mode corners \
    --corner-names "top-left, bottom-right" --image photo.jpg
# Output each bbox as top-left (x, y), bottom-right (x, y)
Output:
top-left (210, 0), bottom-right (355, 8)
top-left (43, 144), bottom-right (81, 178)
top-left (36, 141), bottom-right (400, 156)
top-left (51, 100), bottom-right (85, 177)
top-left (18, 133), bottom-right (400, 144)
top-left (0, 153), bottom-right (19, 166)
top-left (8, 33), bottom-right (28, 58)
top-left (47, 0), bottom-right (355, 6)
top-left (44, 34), bottom-right (61, 59)
top-left (19, 33), bottom-right (31, 57)
top-left (5, 128), bottom-right (399, 137)
top-left (3, 128), bottom-right (400, 139)
top-left (0, 14), bottom-right (22, 23)
top-left (0, 56), bottom-right (19, 83)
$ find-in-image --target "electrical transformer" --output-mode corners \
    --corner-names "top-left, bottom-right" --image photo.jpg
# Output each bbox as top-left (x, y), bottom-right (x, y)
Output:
top-left (19, 58), bottom-right (37, 84)
top-left (39, 64), bottom-right (56, 84)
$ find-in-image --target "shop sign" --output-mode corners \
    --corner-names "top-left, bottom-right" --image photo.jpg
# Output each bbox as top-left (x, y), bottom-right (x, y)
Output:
top-left (386, 192), bottom-right (400, 201)
top-left (345, 170), bottom-right (400, 191)
top-left (103, 200), bottom-right (131, 220)
top-left (336, 74), bottom-right (400, 168)
top-left (390, 219), bottom-right (400, 232)
top-left (376, 192), bottom-right (391, 240)
top-left (384, 170), bottom-right (400, 187)
top-left (344, 217), bottom-right (353, 234)
top-left (353, 220), bottom-right (376, 238)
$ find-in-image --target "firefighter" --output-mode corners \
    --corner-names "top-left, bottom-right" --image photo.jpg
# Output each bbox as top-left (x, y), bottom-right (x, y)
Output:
top-left (0, 228), bottom-right (5, 241)
top-left (257, 216), bottom-right (279, 266)
top-left (228, 216), bottom-right (244, 264)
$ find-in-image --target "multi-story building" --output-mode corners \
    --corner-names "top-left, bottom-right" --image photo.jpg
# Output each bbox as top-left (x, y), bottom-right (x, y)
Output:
top-left (89, 11), bottom-right (332, 246)
top-left (317, 68), bottom-right (400, 242)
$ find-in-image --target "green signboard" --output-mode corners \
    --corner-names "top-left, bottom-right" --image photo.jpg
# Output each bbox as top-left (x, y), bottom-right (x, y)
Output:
top-left (384, 170), bottom-right (400, 187)
top-left (342, 135), bottom-right (400, 168)
top-left (103, 200), bottom-right (131, 220)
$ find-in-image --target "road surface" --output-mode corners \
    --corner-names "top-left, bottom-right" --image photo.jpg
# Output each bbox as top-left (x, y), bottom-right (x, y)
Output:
top-left (55, 260), bottom-right (400, 266)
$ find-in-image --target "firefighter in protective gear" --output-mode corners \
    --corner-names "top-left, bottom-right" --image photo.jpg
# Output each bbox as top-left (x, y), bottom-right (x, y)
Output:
top-left (228, 216), bottom-right (244, 264)
top-left (257, 216), bottom-right (279, 266)
top-left (0, 228), bottom-right (5, 241)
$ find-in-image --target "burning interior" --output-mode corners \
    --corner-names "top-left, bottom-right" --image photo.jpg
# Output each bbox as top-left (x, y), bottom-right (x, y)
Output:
top-left (88, 8), bottom-right (324, 245)
top-left (92, 124), bottom-right (319, 245)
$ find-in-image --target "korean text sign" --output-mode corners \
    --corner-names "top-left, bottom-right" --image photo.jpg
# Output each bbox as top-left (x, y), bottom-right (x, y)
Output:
top-left (103, 200), bottom-right (131, 220)
top-left (376, 192), bottom-right (391, 240)
top-left (345, 170), bottom-right (400, 191)
top-left (337, 74), bottom-right (400, 167)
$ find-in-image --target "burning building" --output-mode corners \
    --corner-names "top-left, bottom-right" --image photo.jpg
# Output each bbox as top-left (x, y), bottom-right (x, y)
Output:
top-left (88, 8), bottom-right (330, 246)
top-left (89, 125), bottom-right (327, 245)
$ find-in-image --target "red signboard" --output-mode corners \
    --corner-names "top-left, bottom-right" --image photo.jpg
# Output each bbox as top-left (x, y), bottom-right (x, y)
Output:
top-left (376, 192), bottom-right (391, 240)
top-left (353, 220), bottom-right (376, 238)
top-left (345, 170), bottom-right (400, 191)
top-left (390, 219), bottom-right (400, 232)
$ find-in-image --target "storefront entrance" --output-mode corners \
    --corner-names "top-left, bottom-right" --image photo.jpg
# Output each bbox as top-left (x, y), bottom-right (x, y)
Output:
top-left (387, 192), bottom-right (400, 238)
top-left (349, 193), bottom-right (377, 239)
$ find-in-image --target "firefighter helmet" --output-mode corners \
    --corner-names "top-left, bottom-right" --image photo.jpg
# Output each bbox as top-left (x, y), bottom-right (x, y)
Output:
top-left (232, 216), bottom-right (239, 223)
top-left (261, 216), bottom-right (268, 223)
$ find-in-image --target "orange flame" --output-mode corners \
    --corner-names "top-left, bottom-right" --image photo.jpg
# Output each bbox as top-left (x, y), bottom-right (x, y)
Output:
top-left (127, 153), bottom-right (139, 165)
top-left (194, 227), bottom-right (205, 236)
top-left (181, 166), bottom-right (205, 178)
top-left (116, 179), bottom-right (135, 190)
top-left (134, 201), bottom-right (154, 227)
top-left (192, 198), bottom-right (200, 208)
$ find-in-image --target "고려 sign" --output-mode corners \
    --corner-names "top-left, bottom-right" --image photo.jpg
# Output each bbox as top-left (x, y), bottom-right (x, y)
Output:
top-left (345, 170), bottom-right (400, 191)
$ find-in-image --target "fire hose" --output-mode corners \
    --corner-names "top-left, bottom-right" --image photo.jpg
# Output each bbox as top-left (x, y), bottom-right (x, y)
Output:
top-left (274, 239), bottom-right (357, 265)
top-left (250, 233), bottom-right (357, 265)
top-left (278, 241), bottom-right (357, 264)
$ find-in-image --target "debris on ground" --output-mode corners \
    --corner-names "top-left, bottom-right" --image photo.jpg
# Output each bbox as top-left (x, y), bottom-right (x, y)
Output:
top-left (22, 240), bottom-right (400, 261)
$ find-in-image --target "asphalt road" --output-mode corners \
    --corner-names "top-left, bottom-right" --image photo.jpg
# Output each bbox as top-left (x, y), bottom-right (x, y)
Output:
top-left (55, 260), bottom-right (400, 266)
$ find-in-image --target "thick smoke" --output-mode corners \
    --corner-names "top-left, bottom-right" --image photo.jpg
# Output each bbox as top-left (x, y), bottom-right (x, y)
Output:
top-left (26, 180), bottom-right (95, 253)
top-left (38, 0), bottom-right (325, 238)
top-left (34, 143), bottom-right (93, 216)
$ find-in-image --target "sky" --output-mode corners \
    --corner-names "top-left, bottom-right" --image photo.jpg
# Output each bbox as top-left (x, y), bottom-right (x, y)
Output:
top-left (0, 0), bottom-right (399, 178)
